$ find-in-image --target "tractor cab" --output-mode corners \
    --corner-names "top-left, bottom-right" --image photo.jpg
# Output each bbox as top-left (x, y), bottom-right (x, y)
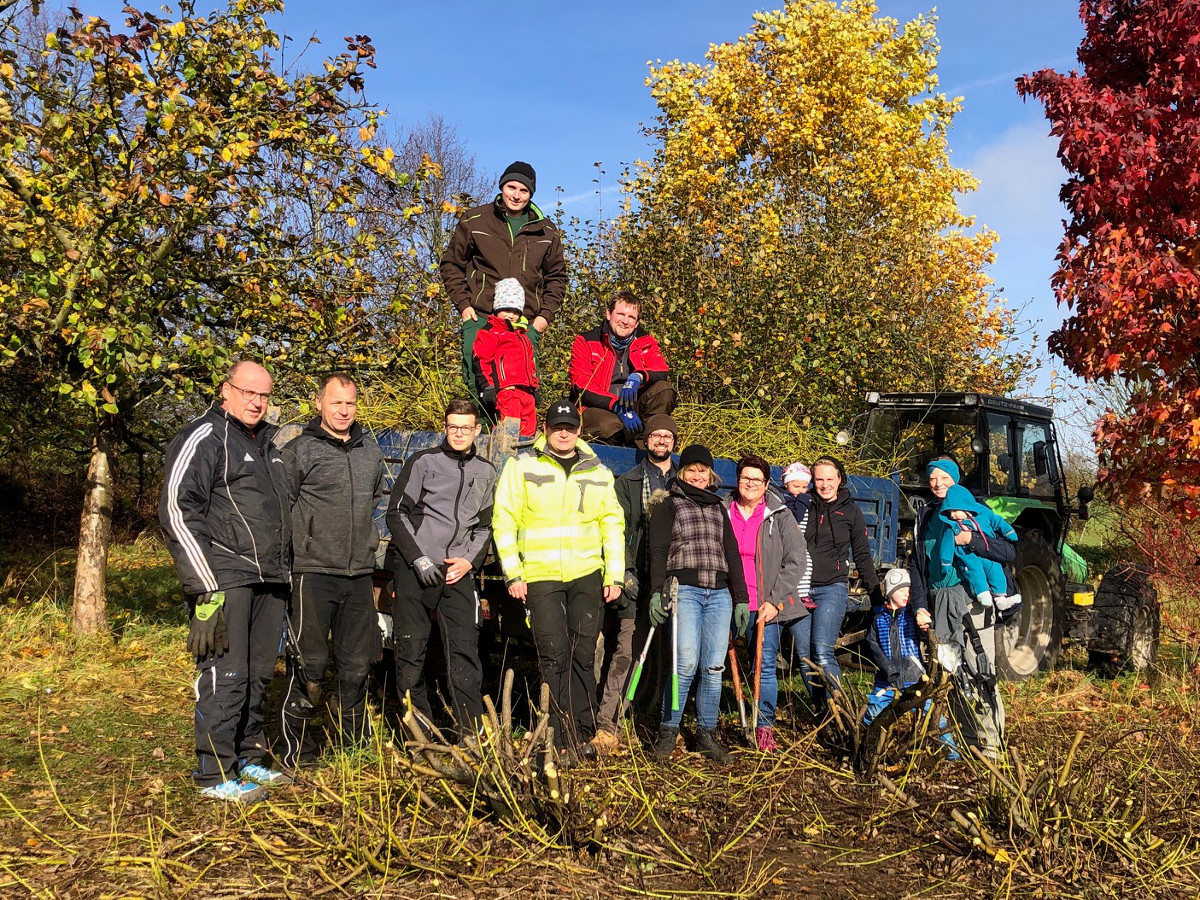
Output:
top-left (858, 392), bottom-right (1084, 547)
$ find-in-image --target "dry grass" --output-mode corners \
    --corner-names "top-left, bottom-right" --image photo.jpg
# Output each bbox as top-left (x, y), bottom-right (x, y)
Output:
top-left (4, 546), bottom-right (1200, 897)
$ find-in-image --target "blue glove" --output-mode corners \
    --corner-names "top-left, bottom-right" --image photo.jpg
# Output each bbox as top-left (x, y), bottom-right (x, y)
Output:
top-left (617, 406), bottom-right (642, 434)
top-left (618, 372), bottom-right (643, 405)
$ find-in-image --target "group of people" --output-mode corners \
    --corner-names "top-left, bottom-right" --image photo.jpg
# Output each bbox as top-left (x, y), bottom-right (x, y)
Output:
top-left (156, 161), bottom-right (1012, 803)
top-left (442, 160), bottom-right (677, 446)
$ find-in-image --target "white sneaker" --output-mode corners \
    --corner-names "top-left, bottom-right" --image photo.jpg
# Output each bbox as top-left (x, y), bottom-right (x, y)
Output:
top-left (199, 779), bottom-right (267, 803)
top-left (240, 763), bottom-right (293, 786)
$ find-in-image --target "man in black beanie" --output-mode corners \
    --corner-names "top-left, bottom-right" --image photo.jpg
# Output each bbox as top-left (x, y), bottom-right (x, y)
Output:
top-left (441, 161), bottom-right (568, 403)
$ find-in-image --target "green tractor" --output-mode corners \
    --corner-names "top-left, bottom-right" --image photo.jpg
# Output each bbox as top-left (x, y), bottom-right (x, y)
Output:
top-left (856, 392), bottom-right (1160, 680)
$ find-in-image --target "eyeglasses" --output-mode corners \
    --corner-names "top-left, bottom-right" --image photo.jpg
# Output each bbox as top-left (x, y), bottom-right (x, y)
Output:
top-left (446, 424), bottom-right (478, 434)
top-left (738, 476), bottom-right (766, 487)
top-left (227, 383), bottom-right (271, 403)
top-left (648, 431), bottom-right (674, 442)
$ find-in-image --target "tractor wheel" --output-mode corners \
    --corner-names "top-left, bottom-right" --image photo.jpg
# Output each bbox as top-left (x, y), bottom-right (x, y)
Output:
top-left (995, 532), bottom-right (1064, 681)
top-left (1087, 565), bottom-right (1160, 674)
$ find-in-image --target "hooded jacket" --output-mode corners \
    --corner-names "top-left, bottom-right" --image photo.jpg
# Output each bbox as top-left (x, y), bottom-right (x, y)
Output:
top-left (569, 324), bottom-right (670, 411)
top-left (472, 314), bottom-right (539, 393)
top-left (159, 402), bottom-right (291, 595)
top-left (439, 197), bottom-right (568, 323)
top-left (723, 489), bottom-right (810, 622)
top-left (805, 487), bottom-right (880, 593)
top-left (908, 489), bottom-right (1018, 614)
top-left (386, 439), bottom-right (496, 571)
top-left (935, 484), bottom-right (1019, 599)
top-left (282, 419), bottom-right (385, 577)
top-left (491, 435), bottom-right (625, 586)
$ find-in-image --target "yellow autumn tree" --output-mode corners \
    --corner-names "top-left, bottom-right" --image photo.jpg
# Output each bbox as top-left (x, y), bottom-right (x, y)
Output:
top-left (609, 0), bottom-right (1022, 429)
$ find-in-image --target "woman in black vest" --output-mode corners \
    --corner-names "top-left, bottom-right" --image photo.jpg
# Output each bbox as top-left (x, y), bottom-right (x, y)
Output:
top-left (647, 445), bottom-right (749, 764)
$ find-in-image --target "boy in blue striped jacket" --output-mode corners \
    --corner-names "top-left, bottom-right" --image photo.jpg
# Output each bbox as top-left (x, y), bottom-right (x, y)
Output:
top-left (864, 568), bottom-right (959, 758)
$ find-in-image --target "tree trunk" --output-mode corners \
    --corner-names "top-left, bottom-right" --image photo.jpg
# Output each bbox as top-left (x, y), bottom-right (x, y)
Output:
top-left (72, 433), bottom-right (112, 635)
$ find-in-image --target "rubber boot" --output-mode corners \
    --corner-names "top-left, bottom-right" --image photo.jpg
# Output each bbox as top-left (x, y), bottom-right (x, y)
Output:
top-left (696, 729), bottom-right (732, 765)
top-left (653, 727), bottom-right (679, 760)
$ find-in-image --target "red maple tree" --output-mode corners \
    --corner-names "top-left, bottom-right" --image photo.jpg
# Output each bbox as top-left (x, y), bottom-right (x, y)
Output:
top-left (1018, 0), bottom-right (1200, 518)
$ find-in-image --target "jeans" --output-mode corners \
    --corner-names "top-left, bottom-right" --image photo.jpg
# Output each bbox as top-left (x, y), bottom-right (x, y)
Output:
top-left (661, 584), bottom-right (731, 731)
top-left (862, 686), bottom-right (959, 758)
top-left (754, 614), bottom-right (812, 725)
top-left (797, 582), bottom-right (848, 707)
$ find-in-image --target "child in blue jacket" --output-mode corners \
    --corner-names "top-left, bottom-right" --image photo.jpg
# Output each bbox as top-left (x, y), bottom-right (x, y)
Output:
top-left (937, 484), bottom-right (1019, 611)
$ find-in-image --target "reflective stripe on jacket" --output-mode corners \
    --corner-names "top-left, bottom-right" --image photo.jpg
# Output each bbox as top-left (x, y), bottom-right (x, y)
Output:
top-left (491, 436), bottom-right (625, 585)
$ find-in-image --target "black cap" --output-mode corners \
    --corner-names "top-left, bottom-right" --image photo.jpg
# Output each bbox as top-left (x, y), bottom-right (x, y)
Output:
top-left (545, 399), bottom-right (580, 429)
top-left (499, 161), bottom-right (536, 197)
top-left (678, 444), bottom-right (713, 469)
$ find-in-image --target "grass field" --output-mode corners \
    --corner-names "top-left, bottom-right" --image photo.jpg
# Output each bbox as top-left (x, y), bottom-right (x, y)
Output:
top-left (3, 542), bottom-right (1200, 898)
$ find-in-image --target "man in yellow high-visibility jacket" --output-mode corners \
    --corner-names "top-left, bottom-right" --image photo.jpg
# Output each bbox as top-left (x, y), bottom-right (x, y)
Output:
top-left (492, 399), bottom-right (625, 763)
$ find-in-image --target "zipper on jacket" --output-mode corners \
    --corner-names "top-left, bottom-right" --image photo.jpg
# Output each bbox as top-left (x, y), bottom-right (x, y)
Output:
top-left (448, 453), bottom-right (467, 560)
top-left (345, 443), bottom-right (356, 576)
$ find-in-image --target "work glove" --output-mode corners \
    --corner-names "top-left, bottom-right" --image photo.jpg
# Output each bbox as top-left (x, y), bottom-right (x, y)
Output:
top-left (618, 373), bottom-right (643, 405)
top-left (617, 406), bottom-right (642, 435)
top-left (480, 385), bottom-right (497, 406)
top-left (412, 556), bottom-right (444, 589)
top-left (623, 571), bottom-right (640, 602)
top-left (733, 602), bottom-right (750, 638)
top-left (649, 591), bottom-right (669, 627)
top-left (188, 591), bottom-right (229, 659)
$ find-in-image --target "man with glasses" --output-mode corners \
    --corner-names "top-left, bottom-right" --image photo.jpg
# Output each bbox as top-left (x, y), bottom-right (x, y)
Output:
top-left (386, 400), bottom-right (496, 738)
top-left (277, 374), bottom-right (385, 770)
top-left (569, 290), bottom-right (676, 446)
top-left (592, 414), bottom-right (680, 753)
top-left (159, 359), bottom-right (292, 803)
top-left (492, 400), bottom-right (626, 763)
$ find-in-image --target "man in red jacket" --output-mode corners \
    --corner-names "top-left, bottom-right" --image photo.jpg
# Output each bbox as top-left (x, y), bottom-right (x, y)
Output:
top-left (440, 161), bottom-right (567, 402)
top-left (569, 291), bottom-right (677, 446)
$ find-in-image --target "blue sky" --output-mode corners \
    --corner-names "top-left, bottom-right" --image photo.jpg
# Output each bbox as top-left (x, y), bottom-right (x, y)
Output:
top-left (85, 0), bottom-right (1091, 432)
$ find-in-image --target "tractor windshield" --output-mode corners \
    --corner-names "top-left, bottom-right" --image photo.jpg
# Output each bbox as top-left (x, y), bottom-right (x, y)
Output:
top-left (862, 406), bottom-right (980, 488)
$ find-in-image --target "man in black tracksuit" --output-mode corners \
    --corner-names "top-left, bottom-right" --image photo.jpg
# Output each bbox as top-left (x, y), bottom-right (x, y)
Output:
top-left (277, 373), bottom-right (385, 769)
top-left (159, 360), bottom-right (292, 802)
top-left (386, 399), bottom-right (496, 737)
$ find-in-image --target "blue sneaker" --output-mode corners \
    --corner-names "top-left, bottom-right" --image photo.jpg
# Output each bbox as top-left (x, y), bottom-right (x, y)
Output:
top-left (199, 779), bottom-right (267, 803)
top-left (239, 763), bottom-right (293, 786)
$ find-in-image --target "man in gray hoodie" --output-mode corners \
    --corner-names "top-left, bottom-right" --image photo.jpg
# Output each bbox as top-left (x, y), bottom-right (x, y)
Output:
top-left (278, 373), bottom-right (385, 769)
top-left (386, 399), bottom-right (497, 737)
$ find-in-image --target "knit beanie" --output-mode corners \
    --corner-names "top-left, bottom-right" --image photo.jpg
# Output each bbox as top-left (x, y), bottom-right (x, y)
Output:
top-left (642, 414), bottom-right (678, 442)
top-left (782, 462), bottom-right (812, 485)
top-left (678, 444), bottom-right (714, 470)
top-left (492, 278), bottom-right (525, 313)
top-left (499, 161), bottom-right (536, 197)
top-left (883, 567), bottom-right (911, 600)
top-left (925, 458), bottom-right (961, 483)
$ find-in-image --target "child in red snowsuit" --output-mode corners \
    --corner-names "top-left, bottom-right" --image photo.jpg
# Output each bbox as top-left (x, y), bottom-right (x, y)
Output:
top-left (472, 278), bottom-right (539, 437)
